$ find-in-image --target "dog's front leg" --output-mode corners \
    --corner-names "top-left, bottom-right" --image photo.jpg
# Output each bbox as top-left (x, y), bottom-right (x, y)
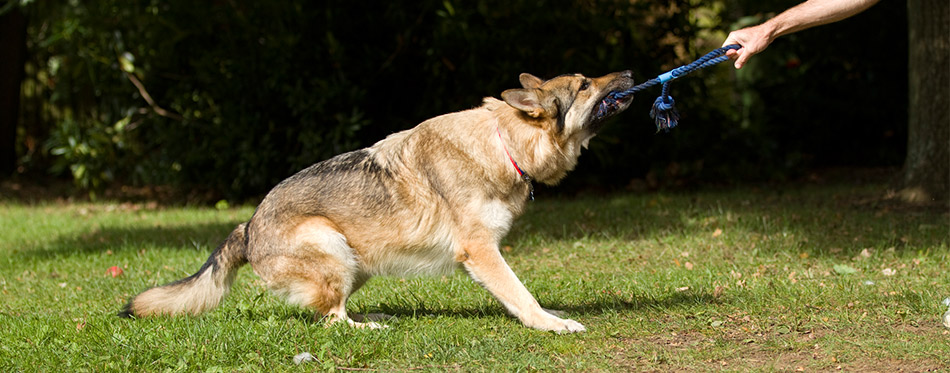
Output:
top-left (459, 244), bottom-right (585, 333)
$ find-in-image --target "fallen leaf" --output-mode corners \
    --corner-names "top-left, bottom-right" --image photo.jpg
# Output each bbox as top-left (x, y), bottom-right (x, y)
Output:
top-left (712, 228), bottom-right (723, 238)
top-left (713, 286), bottom-right (724, 298)
top-left (684, 262), bottom-right (694, 270)
top-left (107, 266), bottom-right (124, 278)
top-left (882, 268), bottom-right (896, 276)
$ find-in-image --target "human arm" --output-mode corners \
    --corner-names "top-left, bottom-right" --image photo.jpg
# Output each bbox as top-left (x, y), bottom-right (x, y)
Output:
top-left (722, 0), bottom-right (881, 69)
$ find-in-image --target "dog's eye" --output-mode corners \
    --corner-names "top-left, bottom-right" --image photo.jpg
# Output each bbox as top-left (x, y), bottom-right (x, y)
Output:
top-left (579, 81), bottom-right (590, 91)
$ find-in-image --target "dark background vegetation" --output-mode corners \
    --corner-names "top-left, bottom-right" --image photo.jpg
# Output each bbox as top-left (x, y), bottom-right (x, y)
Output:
top-left (3, 0), bottom-right (910, 201)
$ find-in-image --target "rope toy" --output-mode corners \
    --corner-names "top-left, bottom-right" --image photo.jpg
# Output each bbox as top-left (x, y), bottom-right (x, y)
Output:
top-left (595, 44), bottom-right (741, 132)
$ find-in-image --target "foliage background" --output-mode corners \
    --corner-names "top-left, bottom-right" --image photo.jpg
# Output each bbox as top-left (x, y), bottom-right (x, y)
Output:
top-left (11, 0), bottom-right (907, 200)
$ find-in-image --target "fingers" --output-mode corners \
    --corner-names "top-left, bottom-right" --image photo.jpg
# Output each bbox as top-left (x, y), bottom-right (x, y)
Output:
top-left (722, 32), bottom-right (745, 68)
top-left (734, 50), bottom-right (750, 69)
top-left (723, 40), bottom-right (745, 69)
top-left (721, 28), bottom-right (762, 69)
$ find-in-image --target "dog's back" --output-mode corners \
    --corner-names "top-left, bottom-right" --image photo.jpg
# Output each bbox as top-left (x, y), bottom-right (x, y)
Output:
top-left (246, 102), bottom-right (518, 275)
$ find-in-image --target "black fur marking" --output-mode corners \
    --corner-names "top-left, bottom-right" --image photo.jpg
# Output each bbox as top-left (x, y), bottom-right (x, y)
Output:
top-left (117, 303), bottom-right (135, 318)
top-left (276, 149), bottom-right (396, 217)
top-left (168, 249), bottom-right (219, 287)
top-left (295, 149), bottom-right (391, 179)
top-left (555, 92), bottom-right (575, 135)
top-left (421, 162), bottom-right (450, 203)
top-left (243, 219), bottom-right (251, 247)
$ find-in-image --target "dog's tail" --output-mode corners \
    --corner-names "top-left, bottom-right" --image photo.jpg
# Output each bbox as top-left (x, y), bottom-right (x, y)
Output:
top-left (119, 223), bottom-right (249, 318)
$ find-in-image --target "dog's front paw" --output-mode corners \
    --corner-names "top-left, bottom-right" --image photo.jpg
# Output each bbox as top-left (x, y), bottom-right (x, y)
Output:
top-left (525, 313), bottom-right (586, 333)
top-left (555, 318), bottom-right (586, 334)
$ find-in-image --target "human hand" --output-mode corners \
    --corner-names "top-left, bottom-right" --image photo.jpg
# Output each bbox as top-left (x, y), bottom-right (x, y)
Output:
top-left (722, 24), bottom-right (774, 69)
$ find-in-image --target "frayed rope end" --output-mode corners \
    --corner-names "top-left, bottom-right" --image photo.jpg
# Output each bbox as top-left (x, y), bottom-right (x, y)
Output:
top-left (649, 95), bottom-right (679, 132)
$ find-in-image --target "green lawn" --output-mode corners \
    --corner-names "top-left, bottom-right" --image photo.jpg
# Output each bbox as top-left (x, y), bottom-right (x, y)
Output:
top-left (1, 179), bottom-right (947, 371)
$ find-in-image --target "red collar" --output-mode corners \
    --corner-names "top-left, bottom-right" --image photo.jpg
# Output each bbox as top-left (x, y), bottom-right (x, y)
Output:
top-left (495, 127), bottom-right (534, 200)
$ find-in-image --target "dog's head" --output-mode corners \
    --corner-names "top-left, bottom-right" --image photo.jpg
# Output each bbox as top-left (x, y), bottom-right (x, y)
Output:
top-left (497, 71), bottom-right (634, 184)
top-left (501, 71), bottom-right (635, 147)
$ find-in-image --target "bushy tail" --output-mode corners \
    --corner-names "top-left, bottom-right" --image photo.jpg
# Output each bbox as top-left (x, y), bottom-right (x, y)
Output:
top-left (119, 223), bottom-right (249, 318)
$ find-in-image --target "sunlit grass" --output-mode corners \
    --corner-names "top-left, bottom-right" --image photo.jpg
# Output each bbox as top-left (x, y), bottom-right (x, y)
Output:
top-left (1, 181), bottom-right (947, 371)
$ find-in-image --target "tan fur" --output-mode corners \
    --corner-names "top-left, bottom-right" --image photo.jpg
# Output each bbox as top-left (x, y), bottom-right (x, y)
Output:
top-left (122, 71), bottom-right (635, 333)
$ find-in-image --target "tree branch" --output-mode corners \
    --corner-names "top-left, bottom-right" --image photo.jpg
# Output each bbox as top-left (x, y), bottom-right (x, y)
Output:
top-left (123, 70), bottom-right (183, 121)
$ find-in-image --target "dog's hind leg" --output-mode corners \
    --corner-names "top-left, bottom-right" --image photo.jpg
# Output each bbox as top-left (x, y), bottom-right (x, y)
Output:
top-left (256, 217), bottom-right (384, 329)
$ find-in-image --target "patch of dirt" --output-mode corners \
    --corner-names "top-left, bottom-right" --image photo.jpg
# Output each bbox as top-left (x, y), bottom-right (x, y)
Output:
top-left (608, 322), bottom-right (949, 372)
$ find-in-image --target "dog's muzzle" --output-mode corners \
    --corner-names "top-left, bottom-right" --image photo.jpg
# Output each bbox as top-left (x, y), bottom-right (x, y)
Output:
top-left (592, 71), bottom-right (636, 123)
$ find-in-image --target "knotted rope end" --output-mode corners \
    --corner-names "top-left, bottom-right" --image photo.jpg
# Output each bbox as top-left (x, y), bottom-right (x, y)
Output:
top-left (638, 44), bottom-right (741, 133)
top-left (650, 95), bottom-right (679, 132)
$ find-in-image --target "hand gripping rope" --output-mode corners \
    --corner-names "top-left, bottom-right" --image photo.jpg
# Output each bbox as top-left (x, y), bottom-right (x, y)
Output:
top-left (595, 44), bottom-right (741, 132)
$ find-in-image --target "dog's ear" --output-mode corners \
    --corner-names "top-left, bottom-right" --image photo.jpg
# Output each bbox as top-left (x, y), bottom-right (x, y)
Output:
top-left (518, 73), bottom-right (544, 89)
top-left (502, 88), bottom-right (554, 118)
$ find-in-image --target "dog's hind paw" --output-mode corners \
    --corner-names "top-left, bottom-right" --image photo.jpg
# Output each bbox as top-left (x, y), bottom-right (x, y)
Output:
top-left (349, 320), bottom-right (389, 329)
top-left (323, 313), bottom-right (390, 330)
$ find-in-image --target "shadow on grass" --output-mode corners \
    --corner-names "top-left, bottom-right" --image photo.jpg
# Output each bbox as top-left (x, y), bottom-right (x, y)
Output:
top-left (14, 221), bottom-right (242, 261)
top-left (508, 184), bottom-right (948, 259)
top-left (21, 177), bottom-right (949, 264)
top-left (218, 290), bottom-right (720, 326)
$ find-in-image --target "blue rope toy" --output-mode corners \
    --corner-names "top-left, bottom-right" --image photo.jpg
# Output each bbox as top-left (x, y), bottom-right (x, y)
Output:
top-left (595, 44), bottom-right (741, 132)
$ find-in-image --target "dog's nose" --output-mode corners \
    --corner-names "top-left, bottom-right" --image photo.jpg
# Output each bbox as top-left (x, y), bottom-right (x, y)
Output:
top-left (620, 70), bottom-right (633, 79)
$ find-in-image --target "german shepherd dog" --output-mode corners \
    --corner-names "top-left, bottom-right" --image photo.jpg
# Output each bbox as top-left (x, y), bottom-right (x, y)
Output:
top-left (121, 71), bottom-right (635, 333)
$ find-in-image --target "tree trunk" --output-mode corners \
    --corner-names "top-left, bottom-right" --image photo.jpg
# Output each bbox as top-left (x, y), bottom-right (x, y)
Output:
top-left (0, 4), bottom-right (27, 177)
top-left (903, 0), bottom-right (950, 204)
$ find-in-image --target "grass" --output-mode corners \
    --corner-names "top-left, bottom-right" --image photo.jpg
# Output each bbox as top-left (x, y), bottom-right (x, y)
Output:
top-left (1, 177), bottom-right (948, 371)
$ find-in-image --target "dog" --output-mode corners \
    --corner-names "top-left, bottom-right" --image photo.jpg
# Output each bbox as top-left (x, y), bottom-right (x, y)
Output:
top-left (120, 70), bottom-right (635, 333)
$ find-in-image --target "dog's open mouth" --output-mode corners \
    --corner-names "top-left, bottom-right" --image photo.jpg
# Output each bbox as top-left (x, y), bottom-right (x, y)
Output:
top-left (592, 91), bottom-right (633, 122)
